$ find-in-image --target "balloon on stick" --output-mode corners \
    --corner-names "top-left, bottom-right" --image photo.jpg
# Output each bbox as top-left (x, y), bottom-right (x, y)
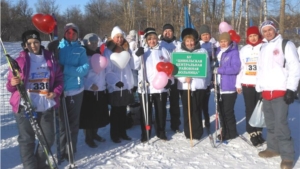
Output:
top-left (32, 14), bottom-right (56, 34)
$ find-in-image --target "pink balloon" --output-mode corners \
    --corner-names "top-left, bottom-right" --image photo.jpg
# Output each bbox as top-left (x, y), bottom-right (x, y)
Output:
top-left (91, 54), bottom-right (108, 73)
top-left (152, 72), bottom-right (168, 90)
top-left (219, 22), bottom-right (233, 33)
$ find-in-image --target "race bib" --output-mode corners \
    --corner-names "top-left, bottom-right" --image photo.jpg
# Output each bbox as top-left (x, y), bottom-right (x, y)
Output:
top-left (245, 57), bottom-right (258, 76)
top-left (28, 72), bottom-right (50, 95)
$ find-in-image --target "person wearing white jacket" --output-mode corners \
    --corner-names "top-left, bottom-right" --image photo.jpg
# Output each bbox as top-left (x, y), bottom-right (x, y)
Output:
top-left (176, 28), bottom-right (211, 140)
top-left (79, 33), bottom-right (109, 148)
top-left (235, 26), bottom-right (265, 147)
top-left (256, 20), bottom-right (300, 169)
top-left (159, 24), bottom-right (182, 132)
top-left (133, 27), bottom-right (172, 142)
top-left (104, 26), bottom-right (135, 143)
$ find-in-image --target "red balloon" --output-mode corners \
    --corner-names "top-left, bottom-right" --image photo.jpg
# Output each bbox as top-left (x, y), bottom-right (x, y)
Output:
top-left (228, 30), bottom-right (236, 36)
top-left (232, 34), bottom-right (241, 43)
top-left (156, 62), bottom-right (174, 76)
top-left (32, 14), bottom-right (56, 34)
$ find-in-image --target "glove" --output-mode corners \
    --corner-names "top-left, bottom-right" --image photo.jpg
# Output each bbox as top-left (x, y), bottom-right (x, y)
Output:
top-left (213, 67), bottom-right (218, 74)
top-left (132, 86), bottom-right (138, 93)
top-left (284, 89), bottom-right (295, 105)
top-left (164, 79), bottom-right (172, 89)
top-left (135, 47), bottom-right (144, 56)
top-left (115, 81), bottom-right (124, 88)
top-left (106, 41), bottom-right (116, 51)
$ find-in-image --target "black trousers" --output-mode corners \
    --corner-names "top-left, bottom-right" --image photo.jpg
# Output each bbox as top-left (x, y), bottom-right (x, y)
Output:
top-left (139, 93), bottom-right (167, 138)
top-left (110, 105), bottom-right (127, 140)
top-left (242, 86), bottom-right (262, 133)
top-left (217, 92), bottom-right (238, 139)
top-left (169, 79), bottom-right (181, 130)
top-left (180, 89), bottom-right (205, 139)
top-left (201, 86), bottom-right (211, 127)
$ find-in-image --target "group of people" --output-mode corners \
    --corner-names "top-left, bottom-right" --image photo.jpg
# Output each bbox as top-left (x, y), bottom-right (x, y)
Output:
top-left (7, 20), bottom-right (300, 169)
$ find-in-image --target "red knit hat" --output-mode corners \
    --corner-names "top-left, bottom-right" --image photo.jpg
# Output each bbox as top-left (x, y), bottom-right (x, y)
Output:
top-left (247, 26), bottom-right (260, 37)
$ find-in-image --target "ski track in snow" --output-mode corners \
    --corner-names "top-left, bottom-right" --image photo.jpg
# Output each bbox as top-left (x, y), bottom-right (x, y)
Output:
top-left (1, 42), bottom-right (300, 169)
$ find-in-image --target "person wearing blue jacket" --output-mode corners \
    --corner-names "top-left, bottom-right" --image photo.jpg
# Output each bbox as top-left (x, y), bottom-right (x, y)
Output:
top-left (58, 23), bottom-right (89, 161)
top-left (214, 32), bottom-right (241, 141)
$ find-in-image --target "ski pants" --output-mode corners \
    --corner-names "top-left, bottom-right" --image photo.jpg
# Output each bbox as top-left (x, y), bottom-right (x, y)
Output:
top-left (169, 79), bottom-right (181, 130)
top-left (217, 92), bottom-right (238, 139)
top-left (15, 108), bottom-right (55, 169)
top-left (139, 92), bottom-right (168, 138)
top-left (263, 97), bottom-right (294, 161)
top-left (110, 105), bottom-right (128, 140)
top-left (242, 86), bottom-right (263, 134)
top-left (180, 89), bottom-right (205, 140)
top-left (59, 91), bottom-right (83, 156)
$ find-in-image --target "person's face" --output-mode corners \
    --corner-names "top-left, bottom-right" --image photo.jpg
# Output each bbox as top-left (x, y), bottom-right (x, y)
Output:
top-left (87, 41), bottom-right (98, 51)
top-left (248, 34), bottom-right (259, 44)
top-left (261, 26), bottom-right (276, 41)
top-left (163, 29), bottom-right (173, 39)
top-left (219, 40), bottom-right (230, 48)
top-left (65, 29), bottom-right (78, 42)
top-left (113, 33), bottom-right (124, 46)
top-left (184, 37), bottom-right (195, 50)
top-left (25, 39), bottom-right (41, 54)
top-left (146, 34), bottom-right (158, 47)
top-left (201, 33), bottom-right (211, 42)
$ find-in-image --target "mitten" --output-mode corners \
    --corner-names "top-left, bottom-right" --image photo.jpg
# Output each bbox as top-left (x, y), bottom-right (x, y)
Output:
top-left (284, 89), bottom-right (295, 105)
top-left (115, 81), bottom-right (124, 88)
top-left (135, 47), bottom-right (144, 56)
top-left (106, 41), bottom-right (116, 51)
top-left (164, 79), bottom-right (172, 89)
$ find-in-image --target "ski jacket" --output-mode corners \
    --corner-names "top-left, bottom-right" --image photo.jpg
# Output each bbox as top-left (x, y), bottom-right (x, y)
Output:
top-left (132, 45), bottom-right (171, 94)
top-left (104, 47), bottom-right (135, 93)
top-left (83, 47), bottom-right (106, 91)
top-left (175, 48), bottom-right (211, 91)
top-left (215, 42), bottom-right (241, 92)
top-left (256, 34), bottom-right (300, 92)
top-left (235, 43), bottom-right (262, 88)
top-left (58, 38), bottom-right (89, 92)
top-left (6, 49), bottom-right (63, 113)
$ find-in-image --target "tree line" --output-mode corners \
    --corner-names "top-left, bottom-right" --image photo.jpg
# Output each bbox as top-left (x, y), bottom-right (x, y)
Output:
top-left (1, 0), bottom-right (300, 45)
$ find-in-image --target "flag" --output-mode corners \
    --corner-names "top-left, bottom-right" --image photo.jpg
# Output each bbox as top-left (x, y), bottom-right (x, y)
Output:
top-left (184, 6), bottom-right (194, 29)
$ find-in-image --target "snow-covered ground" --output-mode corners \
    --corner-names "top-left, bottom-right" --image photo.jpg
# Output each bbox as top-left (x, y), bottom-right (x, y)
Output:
top-left (1, 41), bottom-right (300, 169)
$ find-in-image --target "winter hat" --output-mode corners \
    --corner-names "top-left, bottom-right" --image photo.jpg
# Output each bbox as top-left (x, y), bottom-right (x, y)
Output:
top-left (199, 25), bottom-right (211, 36)
top-left (181, 28), bottom-right (199, 41)
top-left (111, 26), bottom-right (123, 38)
top-left (64, 23), bottom-right (79, 35)
top-left (260, 20), bottom-right (277, 33)
top-left (218, 32), bottom-right (231, 43)
top-left (163, 24), bottom-right (174, 32)
top-left (21, 30), bottom-right (41, 44)
top-left (129, 30), bottom-right (137, 38)
top-left (83, 33), bottom-right (99, 46)
top-left (247, 26), bottom-right (261, 37)
top-left (144, 27), bottom-right (157, 39)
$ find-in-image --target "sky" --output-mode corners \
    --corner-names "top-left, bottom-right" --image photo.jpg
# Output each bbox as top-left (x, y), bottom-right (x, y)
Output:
top-left (1, 41), bottom-right (300, 169)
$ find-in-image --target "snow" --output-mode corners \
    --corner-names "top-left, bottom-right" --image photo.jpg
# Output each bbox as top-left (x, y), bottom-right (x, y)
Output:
top-left (1, 41), bottom-right (300, 169)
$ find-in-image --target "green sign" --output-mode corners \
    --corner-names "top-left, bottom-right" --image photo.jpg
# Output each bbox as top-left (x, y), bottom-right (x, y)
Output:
top-left (171, 52), bottom-right (207, 77)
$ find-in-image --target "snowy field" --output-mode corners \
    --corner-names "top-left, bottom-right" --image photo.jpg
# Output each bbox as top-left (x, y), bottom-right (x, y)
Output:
top-left (1, 41), bottom-right (300, 169)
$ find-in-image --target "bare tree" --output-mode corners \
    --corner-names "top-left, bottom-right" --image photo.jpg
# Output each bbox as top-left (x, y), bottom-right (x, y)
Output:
top-left (35, 0), bottom-right (59, 14)
top-left (236, 0), bottom-right (244, 34)
top-left (279, 0), bottom-right (285, 36)
top-left (221, 0), bottom-right (225, 22)
top-left (263, 0), bottom-right (267, 21)
top-left (231, 0), bottom-right (237, 30)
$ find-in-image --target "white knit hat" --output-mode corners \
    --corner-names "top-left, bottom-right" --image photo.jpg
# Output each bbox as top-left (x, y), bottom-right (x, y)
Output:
top-left (260, 20), bottom-right (277, 33)
top-left (111, 26), bottom-right (123, 38)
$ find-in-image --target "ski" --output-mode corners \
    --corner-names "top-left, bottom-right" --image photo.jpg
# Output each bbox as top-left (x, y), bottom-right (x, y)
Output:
top-left (3, 51), bottom-right (58, 169)
top-left (206, 128), bottom-right (215, 148)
